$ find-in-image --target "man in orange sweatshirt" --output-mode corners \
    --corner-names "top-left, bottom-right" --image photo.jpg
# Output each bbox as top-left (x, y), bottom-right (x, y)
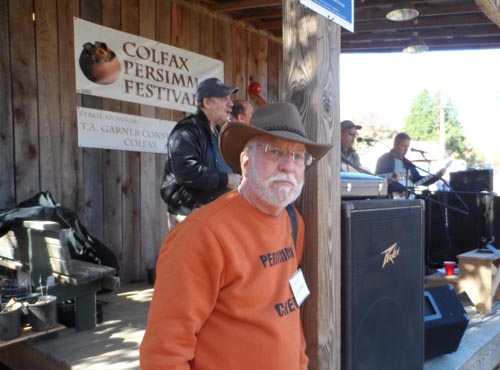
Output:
top-left (140, 102), bottom-right (332, 370)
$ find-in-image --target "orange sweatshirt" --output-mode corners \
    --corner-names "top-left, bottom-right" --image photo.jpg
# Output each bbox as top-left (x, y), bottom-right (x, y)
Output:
top-left (140, 190), bottom-right (308, 370)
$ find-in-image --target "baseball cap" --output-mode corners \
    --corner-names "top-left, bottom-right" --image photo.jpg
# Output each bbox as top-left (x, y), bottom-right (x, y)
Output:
top-left (196, 78), bottom-right (238, 102)
top-left (341, 120), bottom-right (362, 132)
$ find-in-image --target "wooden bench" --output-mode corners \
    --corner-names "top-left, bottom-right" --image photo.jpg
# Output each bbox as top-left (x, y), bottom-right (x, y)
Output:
top-left (0, 220), bottom-right (119, 331)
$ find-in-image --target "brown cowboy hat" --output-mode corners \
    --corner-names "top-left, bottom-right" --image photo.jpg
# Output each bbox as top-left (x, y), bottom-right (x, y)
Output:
top-left (220, 102), bottom-right (332, 174)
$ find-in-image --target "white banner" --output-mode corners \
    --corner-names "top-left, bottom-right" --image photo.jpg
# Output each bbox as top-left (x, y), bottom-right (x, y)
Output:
top-left (74, 18), bottom-right (224, 113)
top-left (77, 107), bottom-right (176, 154)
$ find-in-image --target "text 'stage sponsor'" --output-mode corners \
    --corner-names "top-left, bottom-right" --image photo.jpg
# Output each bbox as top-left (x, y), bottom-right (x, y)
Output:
top-left (77, 107), bottom-right (176, 154)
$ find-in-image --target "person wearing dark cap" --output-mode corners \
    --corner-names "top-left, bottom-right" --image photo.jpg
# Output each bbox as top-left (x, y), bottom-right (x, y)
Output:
top-left (160, 77), bottom-right (242, 219)
top-left (141, 102), bottom-right (332, 370)
top-left (340, 119), bottom-right (363, 172)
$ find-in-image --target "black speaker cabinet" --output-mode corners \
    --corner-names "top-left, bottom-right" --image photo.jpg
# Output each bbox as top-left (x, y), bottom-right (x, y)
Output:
top-left (450, 169), bottom-right (493, 192)
top-left (424, 285), bottom-right (469, 360)
top-left (448, 192), bottom-right (493, 254)
top-left (341, 199), bottom-right (425, 370)
top-left (423, 191), bottom-right (454, 267)
top-left (425, 191), bottom-right (494, 266)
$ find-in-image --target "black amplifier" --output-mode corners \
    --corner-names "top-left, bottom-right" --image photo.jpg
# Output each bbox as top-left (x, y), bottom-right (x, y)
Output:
top-left (449, 169), bottom-right (493, 192)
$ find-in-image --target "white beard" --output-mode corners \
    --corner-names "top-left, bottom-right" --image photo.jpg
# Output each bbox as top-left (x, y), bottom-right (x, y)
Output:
top-left (246, 161), bottom-right (304, 208)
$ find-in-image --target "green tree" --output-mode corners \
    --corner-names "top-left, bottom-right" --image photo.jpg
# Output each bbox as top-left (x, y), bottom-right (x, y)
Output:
top-left (402, 90), bottom-right (483, 167)
top-left (403, 89), bottom-right (440, 141)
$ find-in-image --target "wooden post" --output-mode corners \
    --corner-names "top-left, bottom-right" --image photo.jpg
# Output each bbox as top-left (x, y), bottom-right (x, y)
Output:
top-left (282, 1), bottom-right (341, 369)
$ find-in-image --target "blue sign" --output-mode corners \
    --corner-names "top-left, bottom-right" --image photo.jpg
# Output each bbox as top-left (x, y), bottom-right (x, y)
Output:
top-left (300, 0), bottom-right (354, 32)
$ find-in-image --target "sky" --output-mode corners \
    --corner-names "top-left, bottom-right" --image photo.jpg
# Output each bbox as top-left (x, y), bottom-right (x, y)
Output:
top-left (339, 48), bottom-right (500, 166)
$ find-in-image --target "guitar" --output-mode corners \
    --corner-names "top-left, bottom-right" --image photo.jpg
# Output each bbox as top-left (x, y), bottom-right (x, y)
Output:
top-left (379, 160), bottom-right (452, 198)
top-left (414, 159), bottom-right (453, 187)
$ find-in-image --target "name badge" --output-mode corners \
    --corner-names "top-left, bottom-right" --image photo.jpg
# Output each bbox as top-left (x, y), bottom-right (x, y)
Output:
top-left (289, 268), bottom-right (310, 307)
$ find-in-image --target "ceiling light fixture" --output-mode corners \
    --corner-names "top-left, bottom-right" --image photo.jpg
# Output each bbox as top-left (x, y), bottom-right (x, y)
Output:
top-left (402, 32), bottom-right (428, 53)
top-left (386, 0), bottom-right (419, 21)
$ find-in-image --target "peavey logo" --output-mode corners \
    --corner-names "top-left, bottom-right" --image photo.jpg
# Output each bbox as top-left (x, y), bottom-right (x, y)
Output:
top-left (381, 242), bottom-right (400, 268)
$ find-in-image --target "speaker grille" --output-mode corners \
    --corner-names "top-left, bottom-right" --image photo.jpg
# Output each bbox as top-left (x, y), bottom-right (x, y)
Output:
top-left (342, 199), bottom-right (425, 370)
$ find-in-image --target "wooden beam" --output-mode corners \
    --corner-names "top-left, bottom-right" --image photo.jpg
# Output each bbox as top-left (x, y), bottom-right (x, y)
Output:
top-left (355, 2), bottom-right (481, 22)
top-left (476, 0), bottom-right (500, 28)
top-left (341, 36), bottom-right (500, 53)
top-left (212, 0), bottom-right (281, 12)
top-left (341, 24), bottom-right (500, 43)
top-left (238, 9), bottom-right (282, 21)
top-left (174, 0), bottom-right (282, 42)
top-left (352, 13), bottom-right (493, 33)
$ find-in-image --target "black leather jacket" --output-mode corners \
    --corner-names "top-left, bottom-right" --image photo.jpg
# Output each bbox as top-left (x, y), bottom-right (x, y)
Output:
top-left (160, 109), bottom-right (229, 215)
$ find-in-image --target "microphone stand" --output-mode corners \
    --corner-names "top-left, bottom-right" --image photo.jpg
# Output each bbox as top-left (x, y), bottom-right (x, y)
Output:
top-left (407, 154), bottom-right (473, 269)
top-left (402, 158), bottom-right (411, 199)
top-left (436, 177), bottom-right (470, 214)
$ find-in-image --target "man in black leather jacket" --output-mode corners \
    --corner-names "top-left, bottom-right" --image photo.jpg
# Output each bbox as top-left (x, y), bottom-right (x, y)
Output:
top-left (161, 78), bottom-right (242, 217)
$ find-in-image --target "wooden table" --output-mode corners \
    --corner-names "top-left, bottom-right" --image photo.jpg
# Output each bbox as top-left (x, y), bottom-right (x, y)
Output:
top-left (0, 220), bottom-right (120, 331)
top-left (457, 250), bottom-right (500, 314)
top-left (425, 272), bottom-right (461, 292)
top-left (424, 250), bottom-right (500, 314)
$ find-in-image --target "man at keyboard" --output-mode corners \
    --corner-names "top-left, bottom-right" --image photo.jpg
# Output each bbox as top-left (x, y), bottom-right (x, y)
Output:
top-left (375, 132), bottom-right (447, 198)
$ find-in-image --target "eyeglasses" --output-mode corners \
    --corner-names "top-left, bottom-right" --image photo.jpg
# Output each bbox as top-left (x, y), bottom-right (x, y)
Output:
top-left (252, 144), bottom-right (314, 166)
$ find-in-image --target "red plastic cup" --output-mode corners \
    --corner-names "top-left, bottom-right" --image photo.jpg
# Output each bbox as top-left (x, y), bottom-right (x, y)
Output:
top-left (443, 261), bottom-right (456, 276)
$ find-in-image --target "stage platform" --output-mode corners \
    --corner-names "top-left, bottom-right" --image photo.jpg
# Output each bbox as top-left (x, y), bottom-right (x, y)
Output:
top-left (425, 294), bottom-right (500, 370)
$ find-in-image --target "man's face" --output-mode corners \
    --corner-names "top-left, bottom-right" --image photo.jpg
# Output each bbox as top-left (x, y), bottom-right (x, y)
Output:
top-left (341, 128), bottom-right (357, 150)
top-left (394, 139), bottom-right (410, 157)
top-left (238, 102), bottom-right (254, 124)
top-left (241, 137), bottom-right (306, 209)
top-left (204, 96), bottom-right (233, 124)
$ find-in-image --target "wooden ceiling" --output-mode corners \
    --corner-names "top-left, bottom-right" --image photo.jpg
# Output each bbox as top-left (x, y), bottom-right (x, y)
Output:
top-left (199, 0), bottom-right (500, 53)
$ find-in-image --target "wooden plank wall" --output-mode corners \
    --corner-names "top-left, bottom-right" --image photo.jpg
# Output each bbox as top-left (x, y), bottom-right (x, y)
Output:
top-left (0, 0), bottom-right (282, 283)
top-left (0, 0), bottom-right (14, 207)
